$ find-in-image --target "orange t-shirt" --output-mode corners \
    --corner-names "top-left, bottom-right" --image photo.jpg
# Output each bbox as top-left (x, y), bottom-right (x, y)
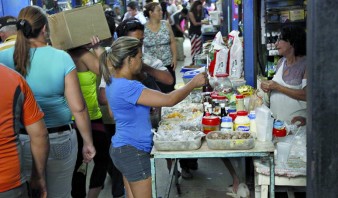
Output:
top-left (0, 65), bottom-right (44, 192)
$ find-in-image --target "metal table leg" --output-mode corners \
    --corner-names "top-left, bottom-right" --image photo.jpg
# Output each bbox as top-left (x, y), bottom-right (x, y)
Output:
top-left (269, 153), bottom-right (275, 198)
top-left (151, 157), bottom-right (157, 198)
top-left (164, 159), bottom-right (179, 198)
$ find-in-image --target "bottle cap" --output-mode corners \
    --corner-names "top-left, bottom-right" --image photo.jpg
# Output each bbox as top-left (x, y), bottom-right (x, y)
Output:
top-left (202, 116), bottom-right (220, 125)
top-left (236, 110), bottom-right (248, 116)
top-left (248, 111), bottom-right (256, 119)
top-left (222, 116), bottom-right (232, 122)
top-left (215, 95), bottom-right (227, 100)
top-left (248, 114), bottom-right (256, 119)
top-left (228, 112), bottom-right (237, 121)
top-left (273, 120), bottom-right (284, 128)
top-left (236, 94), bottom-right (244, 99)
top-left (227, 108), bottom-right (236, 113)
top-left (215, 73), bottom-right (229, 78)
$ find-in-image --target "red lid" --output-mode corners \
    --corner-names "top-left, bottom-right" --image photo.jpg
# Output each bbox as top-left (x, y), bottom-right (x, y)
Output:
top-left (215, 73), bottom-right (229, 78)
top-left (211, 93), bottom-right (219, 99)
top-left (236, 94), bottom-right (244, 99)
top-left (273, 128), bottom-right (287, 137)
top-left (228, 112), bottom-right (237, 121)
top-left (202, 116), bottom-right (220, 125)
top-left (215, 95), bottom-right (228, 100)
top-left (236, 111), bottom-right (248, 116)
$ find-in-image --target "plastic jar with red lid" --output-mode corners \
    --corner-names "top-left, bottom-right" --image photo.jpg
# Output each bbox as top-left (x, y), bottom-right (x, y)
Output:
top-left (235, 94), bottom-right (245, 111)
top-left (202, 115), bottom-right (220, 134)
top-left (234, 111), bottom-right (250, 132)
top-left (273, 120), bottom-right (287, 137)
top-left (215, 95), bottom-right (228, 106)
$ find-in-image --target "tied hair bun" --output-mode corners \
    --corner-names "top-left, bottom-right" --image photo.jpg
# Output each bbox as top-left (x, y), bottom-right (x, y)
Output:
top-left (16, 19), bottom-right (32, 38)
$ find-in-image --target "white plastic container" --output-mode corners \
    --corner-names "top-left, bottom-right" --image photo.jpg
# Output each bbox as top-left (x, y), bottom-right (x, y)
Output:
top-left (255, 105), bottom-right (274, 141)
top-left (235, 94), bottom-right (245, 111)
top-left (248, 110), bottom-right (257, 138)
top-left (234, 111), bottom-right (250, 132)
top-left (221, 116), bottom-right (233, 132)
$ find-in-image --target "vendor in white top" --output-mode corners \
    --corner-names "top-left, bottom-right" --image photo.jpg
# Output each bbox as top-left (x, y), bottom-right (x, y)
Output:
top-left (261, 25), bottom-right (307, 122)
top-left (123, 1), bottom-right (147, 24)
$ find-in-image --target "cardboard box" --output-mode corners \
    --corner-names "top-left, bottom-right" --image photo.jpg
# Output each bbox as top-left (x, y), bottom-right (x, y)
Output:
top-left (289, 9), bottom-right (305, 21)
top-left (48, 4), bottom-right (111, 50)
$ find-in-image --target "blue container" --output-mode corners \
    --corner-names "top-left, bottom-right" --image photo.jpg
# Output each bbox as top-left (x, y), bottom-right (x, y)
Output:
top-left (180, 65), bottom-right (205, 73)
top-left (182, 70), bottom-right (201, 84)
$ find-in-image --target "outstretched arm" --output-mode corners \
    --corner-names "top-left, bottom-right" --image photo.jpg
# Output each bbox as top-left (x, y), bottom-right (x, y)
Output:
top-left (142, 63), bottom-right (174, 85)
top-left (137, 73), bottom-right (206, 107)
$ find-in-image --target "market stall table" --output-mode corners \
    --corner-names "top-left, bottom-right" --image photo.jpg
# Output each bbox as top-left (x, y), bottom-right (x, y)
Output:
top-left (254, 146), bottom-right (306, 198)
top-left (150, 139), bottom-right (276, 198)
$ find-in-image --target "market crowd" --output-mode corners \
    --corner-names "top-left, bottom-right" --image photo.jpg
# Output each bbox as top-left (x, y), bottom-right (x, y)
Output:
top-left (0, 0), bottom-right (210, 197)
top-left (0, 0), bottom-right (307, 197)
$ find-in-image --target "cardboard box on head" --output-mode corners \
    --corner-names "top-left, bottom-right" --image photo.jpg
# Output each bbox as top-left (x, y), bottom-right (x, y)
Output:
top-left (48, 4), bottom-right (111, 50)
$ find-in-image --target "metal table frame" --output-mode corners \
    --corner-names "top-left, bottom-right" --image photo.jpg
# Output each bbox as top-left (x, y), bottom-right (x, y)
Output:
top-left (150, 140), bottom-right (275, 198)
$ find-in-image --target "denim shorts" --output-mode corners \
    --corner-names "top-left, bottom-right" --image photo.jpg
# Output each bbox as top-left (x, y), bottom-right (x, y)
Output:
top-left (110, 145), bottom-right (151, 182)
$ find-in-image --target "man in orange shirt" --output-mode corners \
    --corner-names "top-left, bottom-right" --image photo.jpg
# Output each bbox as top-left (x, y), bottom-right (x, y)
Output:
top-left (0, 64), bottom-right (49, 197)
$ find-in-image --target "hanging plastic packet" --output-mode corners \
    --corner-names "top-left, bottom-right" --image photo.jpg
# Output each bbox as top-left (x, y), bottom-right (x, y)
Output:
top-left (77, 162), bottom-right (88, 175)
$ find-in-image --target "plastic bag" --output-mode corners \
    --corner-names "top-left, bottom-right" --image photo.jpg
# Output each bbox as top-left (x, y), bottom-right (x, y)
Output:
top-left (208, 31), bottom-right (229, 77)
top-left (228, 30), bottom-right (243, 78)
top-left (248, 90), bottom-right (263, 111)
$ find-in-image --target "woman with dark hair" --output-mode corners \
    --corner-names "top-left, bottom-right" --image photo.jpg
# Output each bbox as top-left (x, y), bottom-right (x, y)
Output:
top-left (143, 2), bottom-right (177, 93)
top-left (115, 18), bottom-right (173, 86)
top-left (123, 1), bottom-right (147, 24)
top-left (261, 25), bottom-right (307, 122)
top-left (0, 6), bottom-right (95, 197)
top-left (160, 0), bottom-right (168, 19)
top-left (99, 36), bottom-right (206, 198)
top-left (188, 0), bottom-right (207, 64)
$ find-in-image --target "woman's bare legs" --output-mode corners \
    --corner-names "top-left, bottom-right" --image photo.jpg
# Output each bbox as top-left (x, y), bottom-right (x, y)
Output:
top-left (128, 177), bottom-right (152, 198)
top-left (123, 176), bottom-right (134, 198)
top-left (221, 158), bottom-right (239, 193)
top-left (87, 187), bottom-right (102, 198)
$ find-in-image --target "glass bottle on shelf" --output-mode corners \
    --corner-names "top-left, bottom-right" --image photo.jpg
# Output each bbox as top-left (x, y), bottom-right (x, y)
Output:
top-left (266, 56), bottom-right (276, 80)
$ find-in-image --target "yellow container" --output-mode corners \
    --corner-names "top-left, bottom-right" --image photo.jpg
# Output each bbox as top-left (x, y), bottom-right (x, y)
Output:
top-left (289, 9), bottom-right (305, 21)
top-left (280, 11), bottom-right (290, 23)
